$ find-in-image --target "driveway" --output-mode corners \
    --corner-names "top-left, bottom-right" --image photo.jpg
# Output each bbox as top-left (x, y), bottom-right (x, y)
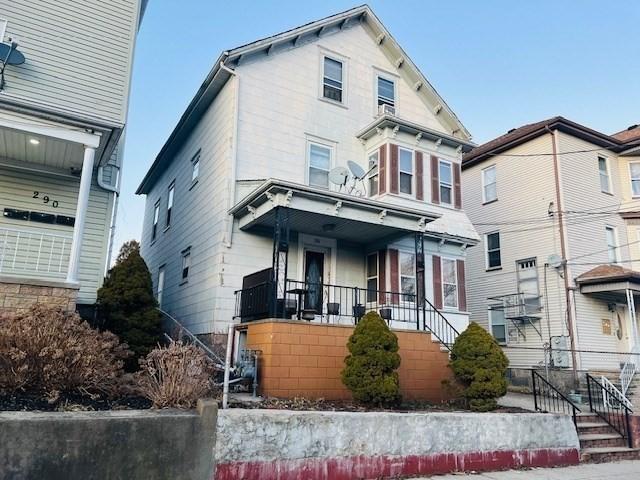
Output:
top-left (415, 460), bottom-right (640, 479)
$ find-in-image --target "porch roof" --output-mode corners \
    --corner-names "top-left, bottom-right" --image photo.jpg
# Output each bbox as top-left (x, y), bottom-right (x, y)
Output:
top-left (229, 179), bottom-right (441, 243)
top-left (575, 265), bottom-right (640, 299)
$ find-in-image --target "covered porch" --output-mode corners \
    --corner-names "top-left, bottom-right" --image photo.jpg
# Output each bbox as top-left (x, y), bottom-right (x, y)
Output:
top-left (229, 179), bottom-right (463, 347)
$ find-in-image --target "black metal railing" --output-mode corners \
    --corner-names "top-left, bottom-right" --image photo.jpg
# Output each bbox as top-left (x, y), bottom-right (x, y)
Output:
top-left (234, 278), bottom-right (460, 350)
top-left (532, 370), bottom-right (580, 427)
top-left (586, 373), bottom-right (633, 447)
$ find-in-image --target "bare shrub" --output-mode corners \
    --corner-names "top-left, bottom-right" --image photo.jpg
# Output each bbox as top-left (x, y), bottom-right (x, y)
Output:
top-left (137, 341), bottom-right (215, 409)
top-left (0, 305), bottom-right (130, 397)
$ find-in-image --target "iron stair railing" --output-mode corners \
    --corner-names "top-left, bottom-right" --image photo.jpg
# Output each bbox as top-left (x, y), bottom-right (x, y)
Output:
top-left (620, 344), bottom-right (640, 397)
top-left (601, 375), bottom-right (633, 410)
top-left (531, 370), bottom-right (581, 428)
top-left (586, 373), bottom-right (633, 448)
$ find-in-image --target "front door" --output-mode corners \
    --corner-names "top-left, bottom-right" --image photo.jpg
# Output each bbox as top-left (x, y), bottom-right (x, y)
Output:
top-left (304, 250), bottom-right (324, 314)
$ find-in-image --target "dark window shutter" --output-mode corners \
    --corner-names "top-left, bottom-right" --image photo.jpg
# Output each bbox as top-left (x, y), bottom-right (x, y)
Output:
top-left (415, 151), bottom-right (424, 200)
top-left (430, 155), bottom-right (440, 204)
top-left (432, 255), bottom-right (442, 309)
top-left (456, 259), bottom-right (467, 311)
top-left (378, 249), bottom-right (386, 304)
top-left (390, 144), bottom-right (399, 194)
top-left (379, 144), bottom-right (387, 194)
top-left (454, 162), bottom-right (462, 209)
top-left (389, 249), bottom-right (399, 303)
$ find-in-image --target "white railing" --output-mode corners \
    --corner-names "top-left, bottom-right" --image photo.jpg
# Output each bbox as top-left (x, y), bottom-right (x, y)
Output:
top-left (601, 375), bottom-right (633, 410)
top-left (620, 343), bottom-right (640, 398)
top-left (0, 227), bottom-right (72, 279)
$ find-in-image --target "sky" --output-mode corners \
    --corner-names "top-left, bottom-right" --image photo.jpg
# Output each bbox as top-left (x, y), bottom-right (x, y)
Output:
top-left (115, 0), bottom-right (640, 255)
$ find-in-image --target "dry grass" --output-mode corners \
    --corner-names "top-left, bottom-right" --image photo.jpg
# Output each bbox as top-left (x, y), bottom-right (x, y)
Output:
top-left (137, 341), bottom-right (216, 409)
top-left (0, 305), bottom-right (130, 398)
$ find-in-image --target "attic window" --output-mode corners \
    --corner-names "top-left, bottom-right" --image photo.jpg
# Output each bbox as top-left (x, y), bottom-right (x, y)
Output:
top-left (322, 57), bottom-right (343, 103)
top-left (377, 76), bottom-right (395, 108)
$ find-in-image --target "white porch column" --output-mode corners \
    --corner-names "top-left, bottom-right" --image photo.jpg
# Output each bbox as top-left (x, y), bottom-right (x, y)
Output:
top-left (66, 146), bottom-right (96, 283)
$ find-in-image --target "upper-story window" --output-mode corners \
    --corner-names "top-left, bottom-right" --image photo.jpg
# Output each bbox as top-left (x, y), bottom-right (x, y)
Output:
top-left (181, 247), bottom-right (191, 282)
top-left (367, 151), bottom-right (379, 197)
top-left (377, 76), bottom-right (395, 111)
top-left (308, 142), bottom-right (332, 188)
top-left (157, 265), bottom-right (166, 308)
top-left (486, 231), bottom-right (501, 269)
top-left (439, 160), bottom-right (453, 205)
top-left (399, 251), bottom-right (416, 302)
top-left (442, 258), bottom-right (458, 309)
top-left (630, 162), bottom-right (640, 197)
top-left (482, 165), bottom-right (497, 203)
top-left (166, 181), bottom-right (175, 228)
top-left (399, 148), bottom-right (413, 195)
top-left (322, 56), bottom-right (343, 103)
top-left (598, 156), bottom-right (611, 193)
top-left (606, 226), bottom-right (618, 263)
top-left (152, 200), bottom-right (160, 241)
top-left (191, 150), bottom-right (201, 184)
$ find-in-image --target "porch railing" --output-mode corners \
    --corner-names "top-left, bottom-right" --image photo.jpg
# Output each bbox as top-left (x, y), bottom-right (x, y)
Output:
top-left (586, 373), bottom-right (633, 447)
top-left (234, 278), bottom-right (460, 349)
top-left (620, 343), bottom-right (640, 397)
top-left (601, 375), bottom-right (633, 410)
top-left (0, 227), bottom-right (72, 279)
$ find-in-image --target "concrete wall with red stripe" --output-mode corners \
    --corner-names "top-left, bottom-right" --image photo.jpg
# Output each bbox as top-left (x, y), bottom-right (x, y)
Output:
top-left (214, 410), bottom-right (580, 480)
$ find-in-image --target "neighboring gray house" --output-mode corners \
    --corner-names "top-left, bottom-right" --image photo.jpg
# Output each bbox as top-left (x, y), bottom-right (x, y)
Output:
top-left (462, 117), bottom-right (640, 402)
top-left (137, 6), bottom-right (479, 348)
top-left (0, 0), bottom-right (146, 312)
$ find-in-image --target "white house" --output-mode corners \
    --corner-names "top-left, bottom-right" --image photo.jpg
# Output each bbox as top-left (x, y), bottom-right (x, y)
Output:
top-left (0, 0), bottom-right (145, 313)
top-left (462, 117), bottom-right (640, 400)
top-left (137, 6), bottom-right (479, 349)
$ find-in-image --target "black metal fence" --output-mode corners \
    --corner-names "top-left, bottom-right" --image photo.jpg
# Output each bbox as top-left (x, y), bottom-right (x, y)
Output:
top-left (234, 278), bottom-right (460, 349)
top-left (586, 373), bottom-right (633, 447)
top-left (531, 370), bottom-right (580, 427)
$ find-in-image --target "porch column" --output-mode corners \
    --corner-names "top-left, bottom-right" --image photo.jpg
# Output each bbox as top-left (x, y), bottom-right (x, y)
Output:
top-left (627, 289), bottom-right (639, 348)
top-left (414, 232), bottom-right (425, 330)
top-left (270, 207), bottom-right (290, 317)
top-left (66, 146), bottom-right (96, 284)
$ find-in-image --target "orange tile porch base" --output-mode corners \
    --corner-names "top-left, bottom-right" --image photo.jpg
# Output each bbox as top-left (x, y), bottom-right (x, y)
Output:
top-left (242, 319), bottom-right (454, 402)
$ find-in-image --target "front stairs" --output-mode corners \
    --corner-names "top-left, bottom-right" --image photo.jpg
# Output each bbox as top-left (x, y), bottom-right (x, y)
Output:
top-left (577, 412), bottom-right (640, 462)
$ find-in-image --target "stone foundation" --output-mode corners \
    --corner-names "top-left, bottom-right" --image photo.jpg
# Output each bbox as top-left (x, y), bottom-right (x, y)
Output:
top-left (0, 279), bottom-right (79, 314)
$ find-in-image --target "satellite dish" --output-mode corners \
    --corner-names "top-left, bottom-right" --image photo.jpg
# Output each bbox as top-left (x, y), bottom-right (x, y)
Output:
top-left (347, 161), bottom-right (366, 179)
top-left (547, 254), bottom-right (564, 269)
top-left (328, 166), bottom-right (349, 186)
top-left (0, 43), bottom-right (25, 66)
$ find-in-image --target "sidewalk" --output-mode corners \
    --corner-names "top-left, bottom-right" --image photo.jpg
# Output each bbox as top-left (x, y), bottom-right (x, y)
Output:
top-left (416, 460), bottom-right (640, 479)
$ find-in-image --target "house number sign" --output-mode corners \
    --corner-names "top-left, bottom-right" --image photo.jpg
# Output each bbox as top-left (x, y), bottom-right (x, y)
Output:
top-left (32, 191), bottom-right (60, 208)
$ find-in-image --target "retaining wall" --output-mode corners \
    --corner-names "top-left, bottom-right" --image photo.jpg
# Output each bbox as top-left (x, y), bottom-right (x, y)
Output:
top-left (243, 319), bottom-right (453, 401)
top-left (215, 409), bottom-right (580, 480)
top-left (0, 400), bottom-right (217, 480)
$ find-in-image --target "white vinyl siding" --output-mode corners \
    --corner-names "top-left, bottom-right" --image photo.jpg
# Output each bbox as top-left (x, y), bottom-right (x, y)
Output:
top-left (482, 165), bottom-right (497, 203)
top-left (308, 142), bottom-right (332, 188)
top-left (598, 156), bottom-right (611, 193)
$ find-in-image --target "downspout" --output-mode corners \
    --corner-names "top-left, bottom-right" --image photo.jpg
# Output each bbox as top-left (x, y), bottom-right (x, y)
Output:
top-left (98, 164), bottom-right (121, 270)
top-left (548, 126), bottom-right (580, 381)
top-left (220, 60), bottom-right (239, 248)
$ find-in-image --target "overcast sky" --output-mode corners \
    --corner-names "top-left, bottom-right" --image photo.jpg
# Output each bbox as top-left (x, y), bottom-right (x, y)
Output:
top-left (115, 0), bottom-right (640, 256)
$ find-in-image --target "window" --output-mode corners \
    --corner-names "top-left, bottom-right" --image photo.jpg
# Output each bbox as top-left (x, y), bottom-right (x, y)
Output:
top-left (606, 226), bottom-right (618, 263)
top-left (399, 252), bottom-right (416, 302)
top-left (439, 160), bottom-right (453, 205)
top-left (181, 247), bottom-right (191, 282)
top-left (191, 151), bottom-right (201, 183)
top-left (517, 258), bottom-right (540, 311)
top-left (0, 19), bottom-right (7, 42)
top-left (377, 76), bottom-right (395, 108)
top-left (308, 142), bottom-right (331, 188)
top-left (442, 258), bottom-right (458, 308)
top-left (598, 156), bottom-right (611, 193)
top-left (489, 307), bottom-right (507, 344)
top-left (322, 56), bottom-right (343, 103)
top-left (166, 182), bottom-right (175, 228)
top-left (152, 201), bottom-right (160, 241)
top-left (157, 266), bottom-right (165, 308)
top-left (367, 151), bottom-right (379, 197)
top-left (630, 162), bottom-right (640, 197)
top-left (482, 165), bottom-right (497, 203)
top-left (486, 232), bottom-right (501, 269)
top-left (366, 253), bottom-right (378, 302)
top-left (399, 148), bottom-right (413, 195)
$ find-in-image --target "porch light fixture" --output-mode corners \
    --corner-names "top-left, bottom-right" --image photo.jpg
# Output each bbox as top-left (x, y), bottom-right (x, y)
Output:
top-left (29, 138), bottom-right (40, 145)
top-left (322, 223), bottom-right (336, 232)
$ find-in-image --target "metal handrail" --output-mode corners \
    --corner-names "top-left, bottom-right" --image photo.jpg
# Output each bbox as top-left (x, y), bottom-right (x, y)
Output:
top-left (620, 343), bottom-right (640, 397)
top-left (531, 370), bottom-right (581, 428)
top-left (601, 375), bottom-right (633, 410)
top-left (586, 373), bottom-right (633, 447)
top-left (158, 308), bottom-right (225, 369)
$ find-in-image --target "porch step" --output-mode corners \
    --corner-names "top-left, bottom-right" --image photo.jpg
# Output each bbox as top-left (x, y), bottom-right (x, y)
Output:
top-left (576, 422), bottom-right (616, 435)
top-left (578, 433), bottom-right (627, 449)
top-left (580, 446), bottom-right (640, 463)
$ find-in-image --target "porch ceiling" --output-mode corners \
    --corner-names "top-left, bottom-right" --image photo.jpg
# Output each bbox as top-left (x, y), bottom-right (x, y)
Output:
top-left (230, 179), bottom-right (441, 244)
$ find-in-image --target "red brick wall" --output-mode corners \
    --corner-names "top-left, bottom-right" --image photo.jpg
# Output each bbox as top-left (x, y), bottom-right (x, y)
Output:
top-left (244, 320), bottom-right (454, 402)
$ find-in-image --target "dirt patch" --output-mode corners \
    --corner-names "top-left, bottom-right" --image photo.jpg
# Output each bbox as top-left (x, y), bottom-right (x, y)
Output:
top-left (0, 392), bottom-right (152, 412)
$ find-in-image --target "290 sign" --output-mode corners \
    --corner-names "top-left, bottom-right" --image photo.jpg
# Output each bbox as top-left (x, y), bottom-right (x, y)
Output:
top-left (33, 191), bottom-right (59, 208)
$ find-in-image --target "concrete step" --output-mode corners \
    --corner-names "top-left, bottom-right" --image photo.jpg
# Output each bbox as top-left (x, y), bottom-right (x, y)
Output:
top-left (576, 422), bottom-right (617, 435)
top-left (580, 446), bottom-right (640, 463)
top-left (578, 433), bottom-right (627, 449)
